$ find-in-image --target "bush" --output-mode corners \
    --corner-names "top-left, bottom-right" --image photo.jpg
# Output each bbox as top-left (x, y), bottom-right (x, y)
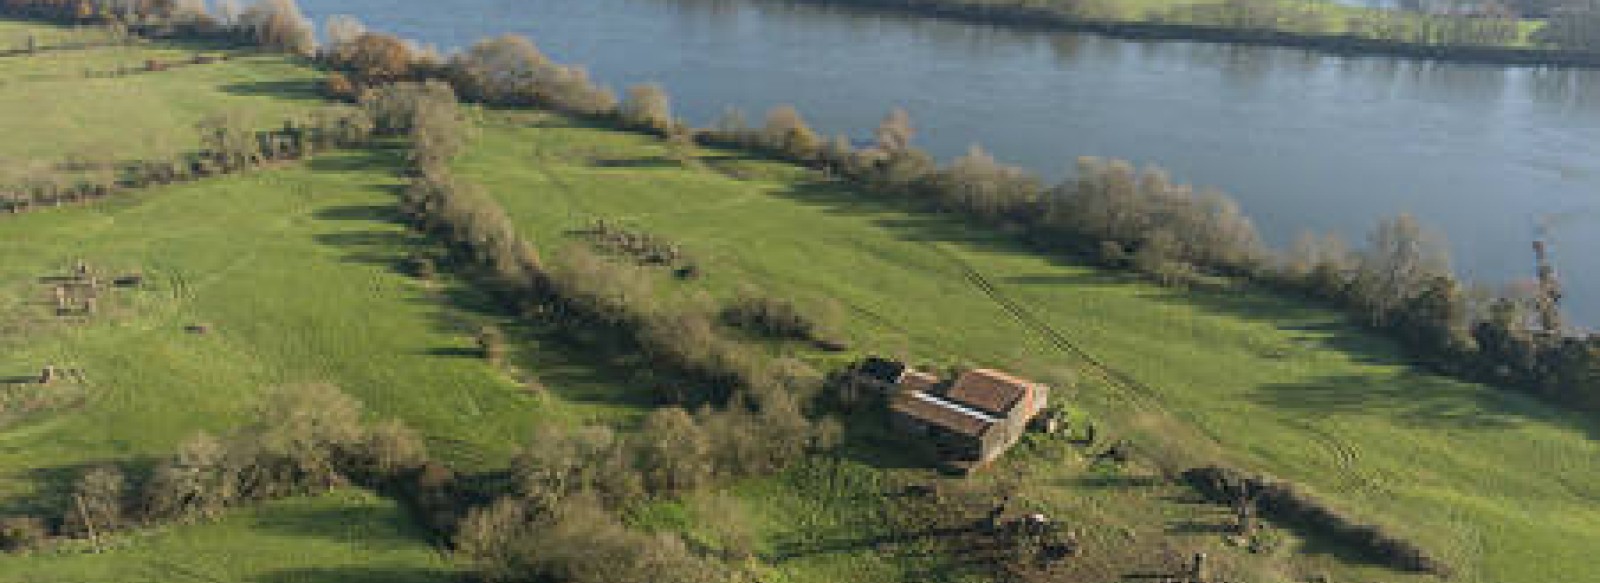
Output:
top-left (323, 72), bottom-right (358, 101)
top-left (720, 290), bottom-right (820, 341)
top-left (0, 516), bottom-right (48, 552)
top-left (62, 466), bottom-right (127, 537)
top-left (477, 325), bottom-right (507, 365)
top-left (1183, 465), bottom-right (1448, 575)
top-left (408, 254), bottom-right (437, 280)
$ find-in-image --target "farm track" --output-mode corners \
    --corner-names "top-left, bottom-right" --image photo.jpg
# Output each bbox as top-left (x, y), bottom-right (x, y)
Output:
top-left (933, 243), bottom-right (1165, 409)
top-left (936, 244), bottom-right (1384, 493)
top-left (1285, 418), bottom-right (1384, 496)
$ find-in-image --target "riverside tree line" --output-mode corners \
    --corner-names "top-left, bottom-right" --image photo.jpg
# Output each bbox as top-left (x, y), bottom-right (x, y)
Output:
top-left (295, 10), bottom-right (1598, 412)
top-left (0, 4), bottom-right (1493, 576)
top-left (797, 0), bottom-right (1600, 55)
top-left (0, 31), bottom-right (1079, 570)
top-left (4, 0), bottom-right (1594, 431)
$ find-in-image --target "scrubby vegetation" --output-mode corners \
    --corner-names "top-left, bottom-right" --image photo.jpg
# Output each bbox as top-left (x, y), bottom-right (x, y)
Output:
top-left (2, 108), bottom-right (372, 214)
top-left (1184, 465), bottom-right (1446, 575)
top-left (0, 383), bottom-right (430, 551)
top-left (454, 108), bottom-right (1600, 583)
top-left (287, 15), bottom-right (1597, 418)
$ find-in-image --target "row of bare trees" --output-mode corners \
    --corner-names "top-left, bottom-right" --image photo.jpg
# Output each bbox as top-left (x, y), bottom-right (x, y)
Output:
top-left (0, 384), bottom-right (432, 552)
top-left (0, 0), bottom-right (317, 54)
top-left (815, 0), bottom-right (1533, 50)
top-left (304, 16), bottom-right (1597, 411)
top-left (1, 108), bottom-right (373, 215)
top-left (456, 399), bottom-right (841, 583)
top-left (692, 100), bottom-right (1600, 410)
top-left (1184, 465), bottom-right (1447, 575)
top-left (316, 25), bottom-right (619, 119)
top-left (1166, 0), bottom-right (1523, 46)
top-left (377, 82), bottom-right (846, 583)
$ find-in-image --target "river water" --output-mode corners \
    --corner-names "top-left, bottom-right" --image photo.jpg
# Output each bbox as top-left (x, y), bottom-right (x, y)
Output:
top-left (296, 0), bottom-right (1600, 326)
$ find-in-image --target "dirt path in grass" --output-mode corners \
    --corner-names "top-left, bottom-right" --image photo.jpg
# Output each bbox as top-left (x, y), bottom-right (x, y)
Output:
top-left (935, 243), bottom-right (1384, 492)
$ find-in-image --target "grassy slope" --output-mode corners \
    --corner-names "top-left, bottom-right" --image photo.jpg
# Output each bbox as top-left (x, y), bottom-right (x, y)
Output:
top-left (0, 21), bottom-right (325, 183)
top-left (0, 20), bottom-right (116, 49)
top-left (2, 490), bottom-right (455, 583)
top-left (0, 145), bottom-right (656, 580)
top-left (459, 111), bottom-right (1600, 583)
top-left (2, 16), bottom-right (1588, 583)
top-left (0, 20), bottom-right (667, 581)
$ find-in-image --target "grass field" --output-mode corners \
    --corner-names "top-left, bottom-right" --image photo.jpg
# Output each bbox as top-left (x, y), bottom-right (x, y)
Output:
top-left (0, 21), bottom-right (326, 183)
top-left (1, 489), bottom-right (458, 583)
top-left (456, 110), bottom-right (1600, 583)
top-left (4, 14), bottom-right (1596, 583)
top-left (0, 144), bottom-right (673, 580)
top-left (0, 20), bottom-right (117, 51)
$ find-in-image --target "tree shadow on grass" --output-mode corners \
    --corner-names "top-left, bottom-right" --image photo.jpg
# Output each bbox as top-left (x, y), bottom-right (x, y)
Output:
top-left (402, 268), bottom-right (663, 416)
top-left (306, 147), bottom-right (409, 174)
top-left (245, 495), bottom-right (437, 548)
top-left (313, 204), bottom-right (404, 223)
top-left (423, 346), bottom-right (481, 359)
top-left (590, 157), bottom-right (682, 169)
top-left (1165, 519), bottom-right (1236, 535)
top-left (762, 180), bottom-right (1110, 284)
top-left (219, 79), bottom-right (326, 103)
top-left (254, 567), bottom-right (461, 583)
top-left (832, 410), bottom-right (941, 472)
top-left (761, 177), bottom-right (1600, 442)
top-left (0, 455), bottom-right (160, 517)
top-left (310, 227), bottom-right (419, 274)
top-left (1249, 370), bottom-right (1569, 433)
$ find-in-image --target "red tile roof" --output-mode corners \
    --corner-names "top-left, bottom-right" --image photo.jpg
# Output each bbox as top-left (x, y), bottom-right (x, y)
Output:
top-left (891, 391), bottom-right (995, 437)
top-left (947, 369), bottom-right (1036, 416)
top-left (900, 370), bottom-right (940, 394)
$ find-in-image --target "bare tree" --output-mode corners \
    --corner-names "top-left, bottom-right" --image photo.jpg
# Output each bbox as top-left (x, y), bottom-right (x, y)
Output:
top-left (620, 83), bottom-right (674, 133)
top-left (635, 408), bottom-right (713, 493)
top-left (875, 107), bottom-right (916, 153)
top-left (65, 466), bottom-right (126, 537)
top-left (144, 431), bottom-right (235, 522)
top-left (322, 14), bottom-right (367, 60)
top-left (762, 105), bottom-right (820, 159)
top-left (239, 0), bottom-right (316, 55)
top-left (1352, 213), bottom-right (1452, 326)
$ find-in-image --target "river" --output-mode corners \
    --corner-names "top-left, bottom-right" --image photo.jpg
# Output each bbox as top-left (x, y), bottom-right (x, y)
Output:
top-left (296, 0), bottom-right (1600, 326)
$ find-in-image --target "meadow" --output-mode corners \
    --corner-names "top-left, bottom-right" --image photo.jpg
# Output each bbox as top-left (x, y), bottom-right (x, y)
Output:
top-left (0, 21), bottom-right (326, 183)
top-left (4, 14), bottom-right (1599, 583)
top-left (456, 110), bottom-right (1600, 583)
top-left (0, 143), bottom-right (654, 580)
top-left (0, 490), bottom-right (457, 583)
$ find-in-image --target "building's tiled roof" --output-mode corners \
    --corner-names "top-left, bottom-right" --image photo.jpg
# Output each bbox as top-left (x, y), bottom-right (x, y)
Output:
top-left (891, 391), bottom-right (995, 437)
top-left (947, 369), bottom-right (1036, 416)
top-left (900, 370), bottom-right (940, 394)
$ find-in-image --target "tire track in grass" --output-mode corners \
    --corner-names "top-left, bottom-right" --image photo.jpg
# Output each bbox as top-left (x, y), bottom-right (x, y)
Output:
top-left (147, 557), bottom-right (228, 583)
top-left (1284, 417), bottom-right (1383, 496)
top-left (932, 243), bottom-right (1163, 410)
top-left (934, 244), bottom-right (1384, 493)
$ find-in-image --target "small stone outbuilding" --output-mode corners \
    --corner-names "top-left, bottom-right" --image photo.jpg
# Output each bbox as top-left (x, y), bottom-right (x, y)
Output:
top-left (874, 363), bottom-right (1049, 473)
